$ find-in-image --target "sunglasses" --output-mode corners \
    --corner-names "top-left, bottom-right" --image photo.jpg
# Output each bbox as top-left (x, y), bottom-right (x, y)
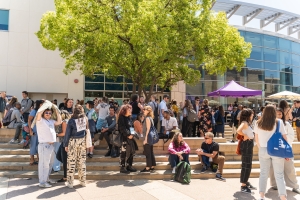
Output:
top-left (44, 112), bottom-right (52, 115)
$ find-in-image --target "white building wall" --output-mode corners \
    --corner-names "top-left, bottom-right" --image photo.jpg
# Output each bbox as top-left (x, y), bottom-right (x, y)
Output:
top-left (0, 0), bottom-right (84, 103)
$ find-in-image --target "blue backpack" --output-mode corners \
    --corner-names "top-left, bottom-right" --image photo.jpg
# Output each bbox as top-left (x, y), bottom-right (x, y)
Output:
top-left (267, 120), bottom-right (293, 158)
top-left (147, 118), bottom-right (159, 145)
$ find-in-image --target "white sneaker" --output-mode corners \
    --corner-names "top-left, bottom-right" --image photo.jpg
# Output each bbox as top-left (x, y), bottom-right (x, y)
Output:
top-left (94, 140), bottom-right (100, 146)
top-left (47, 179), bottom-right (56, 184)
top-left (172, 167), bottom-right (176, 174)
top-left (39, 183), bottom-right (52, 188)
top-left (9, 139), bottom-right (18, 144)
top-left (66, 182), bottom-right (73, 188)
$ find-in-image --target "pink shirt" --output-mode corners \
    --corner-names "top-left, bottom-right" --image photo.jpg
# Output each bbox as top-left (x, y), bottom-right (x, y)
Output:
top-left (168, 141), bottom-right (190, 154)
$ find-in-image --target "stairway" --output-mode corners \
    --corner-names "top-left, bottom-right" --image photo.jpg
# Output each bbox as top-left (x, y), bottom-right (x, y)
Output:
top-left (0, 128), bottom-right (300, 180)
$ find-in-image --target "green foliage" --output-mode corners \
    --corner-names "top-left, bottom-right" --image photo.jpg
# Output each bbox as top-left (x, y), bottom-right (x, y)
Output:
top-left (36, 0), bottom-right (251, 98)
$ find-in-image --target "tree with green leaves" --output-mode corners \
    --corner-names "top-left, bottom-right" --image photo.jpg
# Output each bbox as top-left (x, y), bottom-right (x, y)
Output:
top-left (36, 0), bottom-right (251, 100)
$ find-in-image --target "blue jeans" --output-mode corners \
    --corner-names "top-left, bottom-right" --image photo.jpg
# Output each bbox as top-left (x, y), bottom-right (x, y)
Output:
top-left (29, 134), bottom-right (38, 155)
top-left (169, 153), bottom-right (189, 168)
top-left (38, 143), bottom-right (55, 184)
top-left (201, 150), bottom-right (210, 167)
top-left (131, 114), bottom-right (137, 122)
top-left (52, 142), bottom-right (61, 171)
top-left (96, 118), bottom-right (106, 130)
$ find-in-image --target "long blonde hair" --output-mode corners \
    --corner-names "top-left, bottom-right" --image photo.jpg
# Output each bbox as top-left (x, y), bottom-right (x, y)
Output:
top-left (143, 105), bottom-right (154, 119)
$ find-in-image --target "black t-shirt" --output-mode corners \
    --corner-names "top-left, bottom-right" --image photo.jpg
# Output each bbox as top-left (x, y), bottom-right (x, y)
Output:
top-left (59, 103), bottom-right (65, 110)
top-left (131, 101), bottom-right (140, 115)
top-left (201, 141), bottom-right (219, 156)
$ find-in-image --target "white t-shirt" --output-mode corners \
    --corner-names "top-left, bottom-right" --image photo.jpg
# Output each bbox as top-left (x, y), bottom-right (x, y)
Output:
top-left (254, 119), bottom-right (287, 147)
top-left (159, 100), bottom-right (167, 121)
top-left (96, 103), bottom-right (109, 119)
top-left (284, 122), bottom-right (294, 145)
top-left (162, 117), bottom-right (178, 131)
top-left (36, 118), bottom-right (56, 143)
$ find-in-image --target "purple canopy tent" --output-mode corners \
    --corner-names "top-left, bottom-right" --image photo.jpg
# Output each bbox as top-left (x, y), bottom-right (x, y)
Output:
top-left (207, 80), bottom-right (262, 97)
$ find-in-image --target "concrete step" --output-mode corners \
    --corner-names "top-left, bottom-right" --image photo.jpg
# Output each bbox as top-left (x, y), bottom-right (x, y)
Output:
top-left (1, 168), bottom-right (300, 180)
top-left (1, 160), bottom-right (300, 171)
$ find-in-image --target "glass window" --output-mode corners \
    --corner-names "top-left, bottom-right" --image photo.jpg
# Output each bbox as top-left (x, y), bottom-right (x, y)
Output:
top-left (85, 75), bottom-right (104, 82)
top-left (292, 54), bottom-right (300, 67)
top-left (0, 10), bottom-right (9, 31)
top-left (264, 70), bottom-right (280, 84)
top-left (239, 30), bottom-right (245, 37)
top-left (264, 62), bottom-right (279, 71)
top-left (263, 35), bottom-right (277, 49)
top-left (292, 87), bottom-right (300, 93)
top-left (278, 38), bottom-right (291, 52)
top-left (279, 51), bottom-right (291, 65)
top-left (263, 48), bottom-right (278, 62)
top-left (85, 91), bottom-right (103, 98)
top-left (245, 32), bottom-right (262, 46)
top-left (280, 65), bottom-right (292, 73)
top-left (280, 72), bottom-right (293, 86)
top-left (246, 68), bottom-right (263, 83)
top-left (292, 67), bottom-right (300, 74)
top-left (105, 92), bottom-right (123, 98)
top-left (105, 83), bottom-right (124, 90)
top-left (292, 74), bottom-right (300, 87)
top-left (85, 83), bottom-right (104, 90)
top-left (250, 47), bottom-right (263, 60)
top-left (105, 76), bottom-right (124, 83)
top-left (292, 42), bottom-right (300, 55)
top-left (246, 60), bottom-right (263, 69)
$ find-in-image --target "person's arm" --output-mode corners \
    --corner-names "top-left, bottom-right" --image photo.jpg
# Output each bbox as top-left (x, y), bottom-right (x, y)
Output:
top-left (143, 118), bottom-right (151, 145)
top-left (64, 122), bottom-right (72, 151)
top-left (237, 122), bottom-right (246, 135)
top-left (15, 111), bottom-right (22, 122)
top-left (54, 109), bottom-right (62, 125)
top-left (254, 125), bottom-right (260, 148)
top-left (172, 118), bottom-right (178, 129)
top-left (28, 113), bottom-right (34, 136)
top-left (201, 151), bottom-right (218, 158)
top-left (138, 102), bottom-right (143, 110)
top-left (118, 116), bottom-right (130, 137)
top-left (107, 116), bottom-right (116, 131)
top-left (182, 142), bottom-right (190, 154)
top-left (95, 104), bottom-right (100, 112)
top-left (57, 121), bottom-right (67, 137)
top-left (168, 142), bottom-right (177, 154)
top-left (22, 99), bottom-right (32, 113)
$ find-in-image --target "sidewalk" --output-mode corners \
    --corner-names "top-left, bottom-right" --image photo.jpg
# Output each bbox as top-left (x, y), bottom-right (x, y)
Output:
top-left (0, 177), bottom-right (299, 200)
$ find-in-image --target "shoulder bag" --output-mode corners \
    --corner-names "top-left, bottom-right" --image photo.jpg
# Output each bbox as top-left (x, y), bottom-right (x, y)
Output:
top-left (147, 117), bottom-right (159, 145)
top-left (111, 119), bottom-right (122, 148)
top-left (267, 120), bottom-right (293, 158)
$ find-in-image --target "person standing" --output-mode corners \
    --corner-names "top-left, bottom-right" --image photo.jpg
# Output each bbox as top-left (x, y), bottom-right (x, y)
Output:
top-left (95, 96), bottom-right (109, 131)
top-left (59, 98), bottom-right (67, 110)
top-left (101, 106), bottom-right (117, 157)
top-left (292, 100), bottom-right (300, 141)
top-left (148, 95), bottom-right (159, 129)
top-left (181, 100), bottom-right (193, 137)
top-left (214, 106), bottom-right (225, 138)
top-left (20, 91), bottom-right (33, 123)
top-left (199, 99), bottom-right (212, 137)
top-left (28, 100), bottom-right (44, 165)
top-left (8, 102), bottom-right (24, 143)
top-left (140, 106), bottom-right (156, 173)
top-left (159, 95), bottom-right (169, 133)
top-left (36, 105), bottom-right (62, 188)
top-left (279, 100), bottom-right (293, 122)
top-left (0, 92), bottom-right (7, 128)
top-left (118, 104), bottom-right (138, 174)
top-left (231, 107), bottom-right (239, 143)
top-left (269, 108), bottom-right (300, 194)
top-left (85, 101), bottom-right (97, 158)
top-left (64, 105), bottom-right (87, 188)
top-left (192, 97), bottom-right (201, 137)
top-left (130, 94), bottom-right (143, 121)
top-left (237, 109), bottom-right (256, 193)
top-left (63, 99), bottom-right (74, 114)
top-left (254, 106), bottom-right (289, 200)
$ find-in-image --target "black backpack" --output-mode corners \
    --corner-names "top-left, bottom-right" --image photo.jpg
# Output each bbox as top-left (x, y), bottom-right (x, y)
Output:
top-left (152, 102), bottom-right (159, 123)
top-left (174, 161), bottom-right (191, 184)
top-left (2, 109), bottom-right (15, 126)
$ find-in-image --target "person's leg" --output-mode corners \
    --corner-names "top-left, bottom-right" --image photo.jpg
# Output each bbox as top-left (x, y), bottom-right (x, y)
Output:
top-left (296, 127), bottom-right (300, 142)
top-left (271, 156), bottom-right (286, 199)
top-left (283, 158), bottom-right (299, 189)
top-left (240, 140), bottom-right (253, 185)
top-left (120, 143), bottom-right (127, 168)
top-left (258, 147), bottom-right (271, 198)
top-left (127, 154), bottom-right (134, 166)
top-left (29, 134), bottom-right (38, 164)
top-left (150, 145), bottom-right (156, 167)
top-left (192, 122), bottom-right (197, 137)
top-left (61, 143), bottom-right (68, 179)
top-left (13, 124), bottom-right (22, 140)
top-left (182, 153), bottom-right (189, 164)
top-left (52, 142), bottom-right (61, 172)
top-left (22, 113), bottom-right (29, 123)
top-left (143, 144), bottom-right (151, 168)
top-left (213, 155), bottom-right (225, 175)
top-left (160, 120), bottom-right (165, 134)
top-left (38, 143), bottom-right (52, 185)
top-left (47, 144), bottom-right (55, 181)
top-left (0, 112), bottom-right (3, 128)
top-left (232, 126), bottom-right (237, 142)
top-left (104, 132), bottom-right (112, 150)
top-left (77, 138), bottom-right (86, 185)
top-left (67, 138), bottom-right (77, 186)
top-left (169, 154), bottom-right (179, 168)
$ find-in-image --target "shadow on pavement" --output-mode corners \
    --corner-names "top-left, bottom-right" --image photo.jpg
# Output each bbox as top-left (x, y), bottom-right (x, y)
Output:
top-left (264, 188), bottom-right (298, 200)
top-left (233, 192), bottom-right (256, 200)
top-left (36, 184), bottom-right (76, 199)
top-left (96, 180), bottom-right (135, 188)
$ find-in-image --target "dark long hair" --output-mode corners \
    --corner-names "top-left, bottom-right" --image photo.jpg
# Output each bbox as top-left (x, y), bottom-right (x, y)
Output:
top-left (218, 105), bottom-right (225, 117)
top-left (131, 94), bottom-right (139, 102)
top-left (276, 108), bottom-right (286, 126)
top-left (118, 104), bottom-right (132, 117)
top-left (172, 132), bottom-right (184, 148)
top-left (34, 100), bottom-right (44, 111)
top-left (239, 109), bottom-right (253, 125)
top-left (279, 100), bottom-right (289, 110)
top-left (72, 105), bottom-right (85, 119)
top-left (8, 97), bottom-right (17, 107)
top-left (64, 98), bottom-right (73, 108)
top-left (257, 106), bottom-right (276, 131)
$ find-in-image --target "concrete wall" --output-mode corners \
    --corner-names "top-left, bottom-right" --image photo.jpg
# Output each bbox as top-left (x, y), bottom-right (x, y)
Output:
top-left (0, 0), bottom-right (84, 102)
top-left (171, 81), bottom-right (186, 103)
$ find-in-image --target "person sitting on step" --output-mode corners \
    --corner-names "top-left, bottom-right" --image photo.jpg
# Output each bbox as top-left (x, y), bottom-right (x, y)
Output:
top-left (168, 132), bottom-right (190, 174)
top-left (101, 106), bottom-right (117, 157)
top-left (196, 132), bottom-right (226, 181)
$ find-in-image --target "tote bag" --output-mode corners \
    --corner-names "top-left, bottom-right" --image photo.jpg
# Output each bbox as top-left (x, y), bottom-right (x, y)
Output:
top-left (267, 120), bottom-right (293, 158)
top-left (147, 118), bottom-right (159, 145)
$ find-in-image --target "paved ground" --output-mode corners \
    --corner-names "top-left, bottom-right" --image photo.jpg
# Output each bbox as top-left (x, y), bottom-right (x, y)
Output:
top-left (0, 177), bottom-right (299, 200)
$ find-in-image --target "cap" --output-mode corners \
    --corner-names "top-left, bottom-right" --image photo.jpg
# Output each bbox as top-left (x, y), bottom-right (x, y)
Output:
top-left (85, 100), bottom-right (94, 105)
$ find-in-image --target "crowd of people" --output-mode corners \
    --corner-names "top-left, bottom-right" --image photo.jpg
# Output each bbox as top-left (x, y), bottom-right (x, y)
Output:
top-left (0, 91), bottom-right (300, 199)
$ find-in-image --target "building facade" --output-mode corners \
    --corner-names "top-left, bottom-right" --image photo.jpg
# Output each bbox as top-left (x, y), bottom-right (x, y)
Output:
top-left (1, 0), bottom-right (300, 105)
